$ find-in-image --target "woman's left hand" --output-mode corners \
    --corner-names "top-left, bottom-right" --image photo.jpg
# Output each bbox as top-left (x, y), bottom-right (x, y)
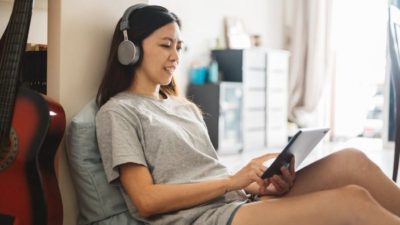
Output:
top-left (259, 158), bottom-right (296, 196)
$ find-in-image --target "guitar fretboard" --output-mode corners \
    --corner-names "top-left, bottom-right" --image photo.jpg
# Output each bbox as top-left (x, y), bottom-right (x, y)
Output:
top-left (0, 0), bottom-right (33, 141)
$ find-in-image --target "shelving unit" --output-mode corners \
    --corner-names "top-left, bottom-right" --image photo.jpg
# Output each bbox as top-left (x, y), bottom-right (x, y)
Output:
top-left (208, 48), bottom-right (289, 151)
top-left (21, 50), bottom-right (47, 94)
top-left (188, 82), bottom-right (243, 154)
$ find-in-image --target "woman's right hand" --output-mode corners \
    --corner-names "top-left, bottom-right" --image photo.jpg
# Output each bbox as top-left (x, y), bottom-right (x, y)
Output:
top-left (227, 153), bottom-right (279, 192)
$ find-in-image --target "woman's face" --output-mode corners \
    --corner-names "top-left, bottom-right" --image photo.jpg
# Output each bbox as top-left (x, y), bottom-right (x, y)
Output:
top-left (137, 22), bottom-right (183, 87)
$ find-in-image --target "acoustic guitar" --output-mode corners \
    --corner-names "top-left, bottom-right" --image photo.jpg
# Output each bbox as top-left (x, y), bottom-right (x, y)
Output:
top-left (0, 0), bottom-right (65, 225)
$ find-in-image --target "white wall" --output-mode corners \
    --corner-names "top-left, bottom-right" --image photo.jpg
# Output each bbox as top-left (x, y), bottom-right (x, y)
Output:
top-left (149, 0), bottom-right (285, 95)
top-left (48, 1), bottom-right (146, 224)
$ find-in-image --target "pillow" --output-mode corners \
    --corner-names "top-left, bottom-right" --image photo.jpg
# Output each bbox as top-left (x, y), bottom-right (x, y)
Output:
top-left (66, 99), bottom-right (143, 225)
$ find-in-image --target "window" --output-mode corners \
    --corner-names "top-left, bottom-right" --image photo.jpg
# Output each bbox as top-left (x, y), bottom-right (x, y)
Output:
top-left (331, 0), bottom-right (388, 139)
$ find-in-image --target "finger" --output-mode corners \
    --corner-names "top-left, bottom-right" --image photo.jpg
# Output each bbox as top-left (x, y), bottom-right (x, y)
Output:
top-left (249, 160), bottom-right (267, 170)
top-left (254, 165), bottom-right (266, 178)
top-left (255, 153), bottom-right (280, 163)
top-left (280, 166), bottom-right (294, 186)
top-left (259, 185), bottom-right (266, 195)
top-left (271, 175), bottom-right (289, 193)
top-left (259, 179), bottom-right (271, 195)
top-left (250, 166), bottom-right (266, 181)
top-left (281, 166), bottom-right (296, 183)
top-left (253, 175), bottom-right (266, 191)
top-left (271, 176), bottom-right (285, 193)
top-left (258, 164), bottom-right (267, 173)
top-left (265, 181), bottom-right (278, 194)
top-left (264, 179), bottom-right (271, 187)
top-left (261, 165), bottom-right (267, 171)
top-left (290, 157), bottom-right (296, 176)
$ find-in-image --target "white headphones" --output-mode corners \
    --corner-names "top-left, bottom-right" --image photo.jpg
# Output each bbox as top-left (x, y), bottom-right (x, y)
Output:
top-left (117, 4), bottom-right (148, 65)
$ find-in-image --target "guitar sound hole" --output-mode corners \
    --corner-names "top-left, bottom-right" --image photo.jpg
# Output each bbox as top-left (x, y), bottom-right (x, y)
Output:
top-left (0, 128), bottom-right (19, 171)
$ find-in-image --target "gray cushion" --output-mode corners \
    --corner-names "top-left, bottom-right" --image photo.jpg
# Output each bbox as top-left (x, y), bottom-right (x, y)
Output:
top-left (66, 99), bottom-right (143, 225)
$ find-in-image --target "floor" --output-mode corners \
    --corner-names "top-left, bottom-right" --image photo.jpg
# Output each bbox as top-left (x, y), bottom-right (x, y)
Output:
top-left (219, 137), bottom-right (400, 185)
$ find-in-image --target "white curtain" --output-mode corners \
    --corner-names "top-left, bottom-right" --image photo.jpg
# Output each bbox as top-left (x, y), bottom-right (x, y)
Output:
top-left (287, 0), bottom-right (334, 128)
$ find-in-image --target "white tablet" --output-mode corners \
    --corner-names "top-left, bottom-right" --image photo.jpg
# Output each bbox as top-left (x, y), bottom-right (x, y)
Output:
top-left (261, 128), bottom-right (330, 179)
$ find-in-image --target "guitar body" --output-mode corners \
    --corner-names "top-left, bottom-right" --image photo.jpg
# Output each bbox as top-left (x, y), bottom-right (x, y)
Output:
top-left (0, 0), bottom-right (65, 224)
top-left (38, 91), bottom-right (65, 225)
top-left (0, 87), bottom-right (65, 225)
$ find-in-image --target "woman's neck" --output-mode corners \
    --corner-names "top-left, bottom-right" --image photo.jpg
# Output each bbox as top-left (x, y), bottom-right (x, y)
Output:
top-left (128, 79), bottom-right (162, 99)
top-left (129, 86), bottom-right (160, 98)
top-left (128, 71), bottom-right (161, 99)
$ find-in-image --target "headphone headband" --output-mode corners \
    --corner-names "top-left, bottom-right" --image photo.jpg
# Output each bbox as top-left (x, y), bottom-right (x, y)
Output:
top-left (120, 3), bottom-right (148, 31)
top-left (118, 3), bottom-right (148, 65)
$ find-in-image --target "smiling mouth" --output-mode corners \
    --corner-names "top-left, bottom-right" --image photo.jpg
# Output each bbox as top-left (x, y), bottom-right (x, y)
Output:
top-left (164, 67), bottom-right (176, 74)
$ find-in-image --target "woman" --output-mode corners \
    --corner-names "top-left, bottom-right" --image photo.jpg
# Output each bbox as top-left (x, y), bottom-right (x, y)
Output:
top-left (96, 4), bottom-right (400, 225)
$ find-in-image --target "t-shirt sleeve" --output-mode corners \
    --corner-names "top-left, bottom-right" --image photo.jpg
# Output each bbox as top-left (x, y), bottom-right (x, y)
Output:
top-left (96, 109), bottom-right (147, 184)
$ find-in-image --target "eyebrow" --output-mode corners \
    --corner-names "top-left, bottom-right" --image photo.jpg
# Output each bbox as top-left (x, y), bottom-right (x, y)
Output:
top-left (161, 37), bottom-right (184, 44)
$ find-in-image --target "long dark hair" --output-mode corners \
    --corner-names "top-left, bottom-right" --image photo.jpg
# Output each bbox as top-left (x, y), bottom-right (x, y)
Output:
top-left (96, 5), bottom-right (181, 107)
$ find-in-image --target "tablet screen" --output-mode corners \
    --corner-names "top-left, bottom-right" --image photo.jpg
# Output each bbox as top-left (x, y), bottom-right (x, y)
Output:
top-left (261, 128), bottom-right (329, 179)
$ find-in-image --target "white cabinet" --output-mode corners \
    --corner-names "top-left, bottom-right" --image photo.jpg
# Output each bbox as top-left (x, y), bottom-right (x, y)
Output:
top-left (243, 49), bottom-right (289, 149)
top-left (242, 49), bottom-right (267, 150)
top-left (265, 50), bottom-right (289, 147)
top-left (212, 48), bottom-right (289, 150)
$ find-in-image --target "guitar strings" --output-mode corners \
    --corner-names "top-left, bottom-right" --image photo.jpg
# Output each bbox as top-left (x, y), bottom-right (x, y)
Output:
top-left (0, 1), bottom-right (32, 140)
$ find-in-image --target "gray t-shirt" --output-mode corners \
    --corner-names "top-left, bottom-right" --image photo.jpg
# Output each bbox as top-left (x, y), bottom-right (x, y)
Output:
top-left (96, 92), bottom-right (247, 225)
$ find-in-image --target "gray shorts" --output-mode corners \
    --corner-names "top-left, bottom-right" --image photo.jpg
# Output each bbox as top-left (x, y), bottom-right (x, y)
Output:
top-left (227, 203), bottom-right (244, 225)
top-left (192, 200), bottom-right (246, 225)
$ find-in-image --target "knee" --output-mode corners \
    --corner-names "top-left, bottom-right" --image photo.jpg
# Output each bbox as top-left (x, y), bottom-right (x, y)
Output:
top-left (340, 184), bottom-right (372, 200)
top-left (335, 148), bottom-right (367, 161)
top-left (332, 148), bottom-right (379, 173)
top-left (337, 185), bottom-right (376, 210)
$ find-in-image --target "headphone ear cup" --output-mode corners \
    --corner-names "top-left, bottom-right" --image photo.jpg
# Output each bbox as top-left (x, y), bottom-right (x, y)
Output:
top-left (118, 40), bottom-right (140, 65)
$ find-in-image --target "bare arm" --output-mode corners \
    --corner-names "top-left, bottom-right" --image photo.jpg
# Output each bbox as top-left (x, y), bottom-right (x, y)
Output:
top-left (120, 163), bottom-right (232, 218)
top-left (120, 152), bottom-right (293, 218)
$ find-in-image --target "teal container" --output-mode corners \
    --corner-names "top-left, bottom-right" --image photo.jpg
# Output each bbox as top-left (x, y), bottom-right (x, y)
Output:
top-left (208, 60), bottom-right (219, 83)
top-left (190, 67), bottom-right (208, 85)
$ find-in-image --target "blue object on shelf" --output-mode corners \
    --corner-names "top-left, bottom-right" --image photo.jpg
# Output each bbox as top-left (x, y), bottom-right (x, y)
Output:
top-left (208, 60), bottom-right (219, 83)
top-left (190, 67), bottom-right (208, 85)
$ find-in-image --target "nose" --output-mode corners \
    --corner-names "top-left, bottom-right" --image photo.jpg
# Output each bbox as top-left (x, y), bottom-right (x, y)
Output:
top-left (169, 48), bottom-right (180, 64)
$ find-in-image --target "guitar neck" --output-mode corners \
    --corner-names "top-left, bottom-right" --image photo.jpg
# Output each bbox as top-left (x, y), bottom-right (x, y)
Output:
top-left (0, 0), bottom-right (33, 141)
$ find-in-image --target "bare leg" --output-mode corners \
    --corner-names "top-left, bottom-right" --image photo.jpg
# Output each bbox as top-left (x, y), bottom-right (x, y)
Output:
top-left (286, 148), bottom-right (400, 216)
top-left (232, 185), bottom-right (400, 225)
